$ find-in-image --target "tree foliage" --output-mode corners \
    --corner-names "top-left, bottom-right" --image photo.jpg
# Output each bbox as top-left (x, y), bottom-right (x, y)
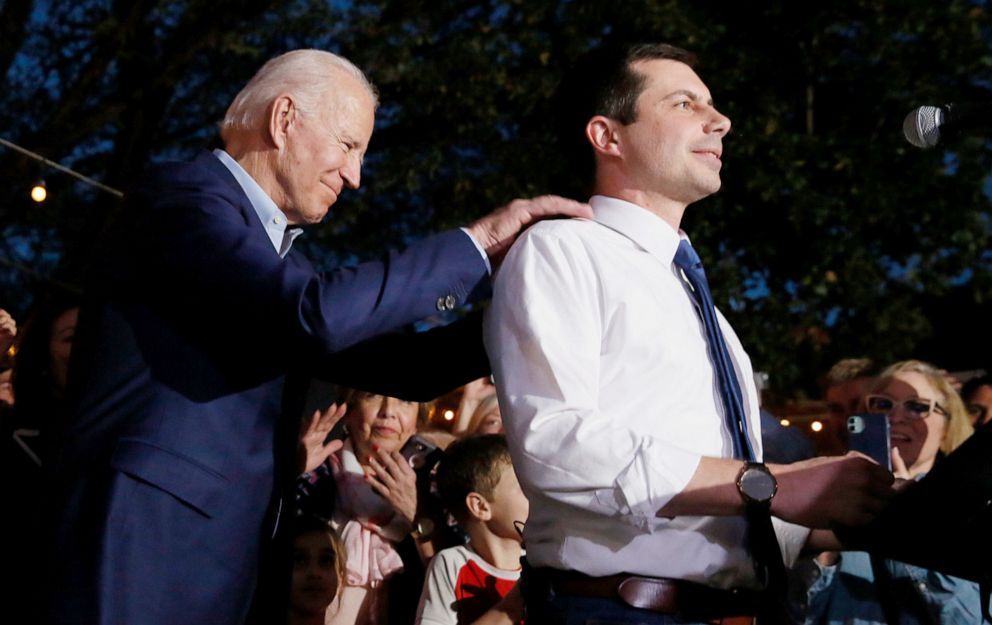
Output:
top-left (2, 0), bottom-right (991, 394)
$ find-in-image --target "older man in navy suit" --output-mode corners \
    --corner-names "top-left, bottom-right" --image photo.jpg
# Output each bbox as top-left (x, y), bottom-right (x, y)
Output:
top-left (47, 50), bottom-right (588, 625)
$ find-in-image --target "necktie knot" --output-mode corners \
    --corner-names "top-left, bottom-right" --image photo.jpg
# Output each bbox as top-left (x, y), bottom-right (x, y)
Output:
top-left (674, 240), bottom-right (709, 292)
top-left (674, 239), bottom-right (703, 272)
top-left (675, 239), bottom-right (703, 269)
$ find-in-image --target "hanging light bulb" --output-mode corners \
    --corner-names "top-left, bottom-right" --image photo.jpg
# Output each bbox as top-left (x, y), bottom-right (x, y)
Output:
top-left (30, 179), bottom-right (47, 203)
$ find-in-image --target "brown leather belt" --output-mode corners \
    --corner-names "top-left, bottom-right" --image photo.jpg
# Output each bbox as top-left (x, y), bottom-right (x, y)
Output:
top-left (540, 569), bottom-right (760, 624)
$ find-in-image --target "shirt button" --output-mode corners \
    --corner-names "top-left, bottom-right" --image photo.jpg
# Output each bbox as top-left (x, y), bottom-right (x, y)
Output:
top-left (436, 295), bottom-right (457, 311)
top-left (918, 582), bottom-right (928, 592)
top-left (273, 216), bottom-right (282, 225)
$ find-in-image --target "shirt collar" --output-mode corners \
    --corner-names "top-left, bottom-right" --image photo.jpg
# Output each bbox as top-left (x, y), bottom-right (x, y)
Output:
top-left (212, 149), bottom-right (303, 257)
top-left (589, 195), bottom-right (688, 265)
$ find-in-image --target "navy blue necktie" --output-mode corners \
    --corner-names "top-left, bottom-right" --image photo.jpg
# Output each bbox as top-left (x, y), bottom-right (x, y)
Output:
top-left (674, 240), bottom-right (787, 612)
top-left (673, 239), bottom-right (755, 461)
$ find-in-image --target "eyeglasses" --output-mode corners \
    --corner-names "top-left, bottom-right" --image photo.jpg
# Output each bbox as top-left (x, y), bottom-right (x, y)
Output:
top-left (865, 394), bottom-right (947, 420)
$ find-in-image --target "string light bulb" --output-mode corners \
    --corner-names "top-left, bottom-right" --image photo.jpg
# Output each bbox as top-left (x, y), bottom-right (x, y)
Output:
top-left (30, 179), bottom-right (47, 203)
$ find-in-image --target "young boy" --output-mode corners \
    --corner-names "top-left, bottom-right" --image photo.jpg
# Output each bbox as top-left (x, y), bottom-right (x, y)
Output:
top-left (415, 434), bottom-right (528, 625)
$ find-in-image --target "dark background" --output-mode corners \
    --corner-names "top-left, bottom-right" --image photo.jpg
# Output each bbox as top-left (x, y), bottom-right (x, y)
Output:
top-left (2, 0), bottom-right (990, 397)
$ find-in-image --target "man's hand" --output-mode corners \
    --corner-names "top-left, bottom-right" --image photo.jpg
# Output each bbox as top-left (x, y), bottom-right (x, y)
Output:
top-left (297, 403), bottom-right (347, 474)
top-left (466, 195), bottom-right (593, 264)
top-left (770, 452), bottom-right (895, 528)
top-left (0, 309), bottom-right (16, 355)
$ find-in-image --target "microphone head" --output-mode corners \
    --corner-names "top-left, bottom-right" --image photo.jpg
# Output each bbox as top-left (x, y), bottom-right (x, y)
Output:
top-left (903, 105), bottom-right (945, 149)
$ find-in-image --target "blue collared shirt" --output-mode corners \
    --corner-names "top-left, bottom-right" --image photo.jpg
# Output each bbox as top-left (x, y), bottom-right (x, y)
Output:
top-left (213, 149), bottom-right (490, 270)
top-left (212, 149), bottom-right (303, 257)
top-left (793, 551), bottom-right (988, 625)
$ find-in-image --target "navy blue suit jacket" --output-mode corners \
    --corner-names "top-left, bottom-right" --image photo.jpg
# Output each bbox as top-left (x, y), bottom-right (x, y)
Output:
top-left (48, 152), bottom-right (490, 624)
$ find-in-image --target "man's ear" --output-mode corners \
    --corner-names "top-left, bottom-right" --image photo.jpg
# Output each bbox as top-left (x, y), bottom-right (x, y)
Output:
top-left (465, 492), bottom-right (492, 521)
top-left (268, 95), bottom-right (297, 150)
top-left (586, 115), bottom-right (623, 159)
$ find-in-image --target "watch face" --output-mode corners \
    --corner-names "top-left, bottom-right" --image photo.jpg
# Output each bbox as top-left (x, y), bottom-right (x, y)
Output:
top-left (741, 466), bottom-right (777, 502)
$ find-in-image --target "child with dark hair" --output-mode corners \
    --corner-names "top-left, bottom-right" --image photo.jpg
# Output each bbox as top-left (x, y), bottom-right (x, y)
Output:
top-left (289, 517), bottom-right (346, 625)
top-left (415, 435), bottom-right (528, 625)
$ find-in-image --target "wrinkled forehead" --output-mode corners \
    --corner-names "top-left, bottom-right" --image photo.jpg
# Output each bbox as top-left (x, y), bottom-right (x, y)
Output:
top-left (322, 79), bottom-right (375, 136)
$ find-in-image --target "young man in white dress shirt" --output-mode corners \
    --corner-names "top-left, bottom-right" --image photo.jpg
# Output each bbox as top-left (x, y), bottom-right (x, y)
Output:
top-left (484, 43), bottom-right (896, 625)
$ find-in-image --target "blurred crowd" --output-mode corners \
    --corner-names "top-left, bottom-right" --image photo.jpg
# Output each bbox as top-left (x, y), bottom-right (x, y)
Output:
top-left (1, 293), bottom-right (989, 625)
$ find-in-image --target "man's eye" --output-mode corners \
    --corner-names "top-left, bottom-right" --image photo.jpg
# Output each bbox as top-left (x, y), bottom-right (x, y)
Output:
top-left (675, 101), bottom-right (691, 109)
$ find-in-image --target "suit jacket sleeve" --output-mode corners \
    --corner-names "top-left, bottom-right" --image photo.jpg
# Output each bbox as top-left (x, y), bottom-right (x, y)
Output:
top-left (123, 157), bottom-right (490, 359)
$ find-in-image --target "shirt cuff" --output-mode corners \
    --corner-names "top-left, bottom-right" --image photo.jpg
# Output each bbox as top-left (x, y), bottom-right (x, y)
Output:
top-left (460, 227), bottom-right (492, 274)
top-left (771, 517), bottom-right (812, 568)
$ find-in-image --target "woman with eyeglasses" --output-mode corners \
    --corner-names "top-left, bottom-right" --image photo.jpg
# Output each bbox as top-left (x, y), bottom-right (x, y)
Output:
top-left (863, 361), bottom-right (973, 479)
top-left (796, 360), bottom-right (984, 625)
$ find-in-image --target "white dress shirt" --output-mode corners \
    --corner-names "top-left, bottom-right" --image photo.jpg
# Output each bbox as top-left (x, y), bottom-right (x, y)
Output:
top-left (484, 195), bottom-right (807, 589)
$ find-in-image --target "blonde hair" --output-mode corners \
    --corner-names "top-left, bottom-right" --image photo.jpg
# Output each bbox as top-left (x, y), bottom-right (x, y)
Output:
top-left (466, 393), bottom-right (501, 436)
top-left (220, 49), bottom-right (377, 136)
top-left (871, 360), bottom-right (973, 454)
top-left (327, 525), bottom-right (346, 598)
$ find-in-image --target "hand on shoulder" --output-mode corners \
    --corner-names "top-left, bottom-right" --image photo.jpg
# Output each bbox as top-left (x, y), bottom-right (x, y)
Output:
top-left (465, 195), bottom-right (592, 265)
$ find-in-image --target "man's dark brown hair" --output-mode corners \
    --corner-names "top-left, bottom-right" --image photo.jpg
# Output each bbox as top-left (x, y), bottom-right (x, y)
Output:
top-left (554, 43), bottom-right (697, 191)
top-left (435, 434), bottom-right (512, 523)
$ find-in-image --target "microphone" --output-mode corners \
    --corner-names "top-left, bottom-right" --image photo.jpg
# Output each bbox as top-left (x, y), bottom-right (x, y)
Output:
top-left (903, 103), bottom-right (992, 148)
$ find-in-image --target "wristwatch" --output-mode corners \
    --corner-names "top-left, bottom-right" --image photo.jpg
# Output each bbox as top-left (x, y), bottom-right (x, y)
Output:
top-left (736, 462), bottom-right (778, 507)
top-left (410, 517), bottom-right (434, 540)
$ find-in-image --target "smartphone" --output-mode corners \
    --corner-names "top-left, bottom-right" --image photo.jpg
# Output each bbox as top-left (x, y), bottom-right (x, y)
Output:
top-left (847, 413), bottom-right (891, 471)
top-left (399, 434), bottom-right (441, 471)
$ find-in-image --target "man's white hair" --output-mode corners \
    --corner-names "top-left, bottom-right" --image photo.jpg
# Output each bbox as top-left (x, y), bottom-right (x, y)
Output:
top-left (220, 49), bottom-right (377, 135)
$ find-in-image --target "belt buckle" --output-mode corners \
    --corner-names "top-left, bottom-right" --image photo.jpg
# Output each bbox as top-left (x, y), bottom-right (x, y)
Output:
top-left (617, 576), bottom-right (757, 624)
top-left (615, 576), bottom-right (677, 613)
